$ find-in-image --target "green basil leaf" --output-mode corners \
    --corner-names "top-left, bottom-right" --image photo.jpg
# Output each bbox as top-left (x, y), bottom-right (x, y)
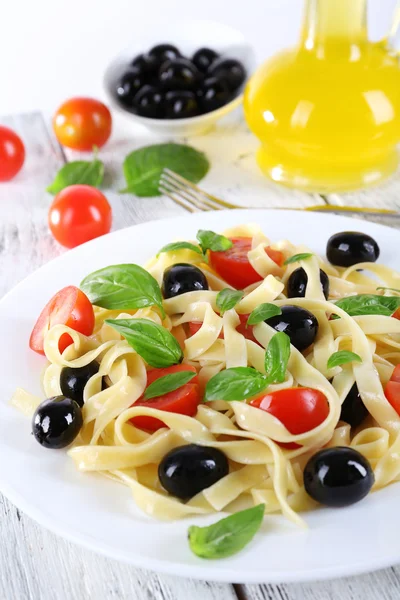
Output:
top-left (247, 303), bottom-right (282, 326)
top-left (335, 294), bottom-right (400, 317)
top-left (157, 241), bottom-right (203, 258)
top-left (204, 367), bottom-right (267, 402)
top-left (196, 230), bottom-right (233, 254)
top-left (284, 253), bottom-right (313, 265)
top-left (216, 289), bottom-right (244, 315)
top-left (327, 350), bottom-right (362, 369)
top-left (121, 143), bottom-right (209, 197)
top-left (376, 287), bottom-right (400, 294)
top-left (264, 332), bottom-right (290, 385)
top-left (188, 504), bottom-right (265, 559)
top-left (105, 318), bottom-right (182, 368)
top-left (144, 370), bottom-right (196, 399)
top-left (81, 264), bottom-right (164, 317)
top-left (47, 157), bottom-right (104, 195)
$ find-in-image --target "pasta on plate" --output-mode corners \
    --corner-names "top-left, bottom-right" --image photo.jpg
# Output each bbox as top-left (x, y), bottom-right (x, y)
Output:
top-left (12, 224), bottom-right (400, 530)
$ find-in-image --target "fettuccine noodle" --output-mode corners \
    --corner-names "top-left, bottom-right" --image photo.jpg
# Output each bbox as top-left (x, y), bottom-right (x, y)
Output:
top-left (12, 224), bottom-right (400, 527)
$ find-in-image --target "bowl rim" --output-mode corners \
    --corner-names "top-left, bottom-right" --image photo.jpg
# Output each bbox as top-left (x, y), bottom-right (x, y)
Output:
top-left (102, 18), bottom-right (256, 127)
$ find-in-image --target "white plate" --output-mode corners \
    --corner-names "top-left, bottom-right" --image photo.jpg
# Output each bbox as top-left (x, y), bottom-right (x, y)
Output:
top-left (1, 209), bottom-right (400, 583)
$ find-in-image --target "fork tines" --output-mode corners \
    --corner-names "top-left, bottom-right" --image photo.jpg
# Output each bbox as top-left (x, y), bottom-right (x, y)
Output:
top-left (158, 168), bottom-right (239, 212)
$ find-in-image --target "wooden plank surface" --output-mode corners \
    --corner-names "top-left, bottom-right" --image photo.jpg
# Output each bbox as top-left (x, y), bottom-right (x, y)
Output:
top-left (1, 111), bottom-right (399, 600)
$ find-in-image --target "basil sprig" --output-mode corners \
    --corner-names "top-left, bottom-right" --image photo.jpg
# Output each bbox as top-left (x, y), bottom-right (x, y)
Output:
top-left (47, 149), bottom-right (104, 195)
top-left (247, 303), bottom-right (282, 326)
top-left (188, 504), bottom-right (265, 559)
top-left (144, 370), bottom-right (196, 399)
top-left (157, 241), bottom-right (203, 258)
top-left (105, 318), bottom-right (182, 367)
top-left (264, 332), bottom-right (290, 385)
top-left (327, 350), bottom-right (362, 369)
top-left (121, 143), bottom-right (209, 197)
top-left (197, 230), bottom-right (233, 254)
top-left (335, 294), bottom-right (400, 317)
top-left (204, 367), bottom-right (267, 402)
top-left (81, 264), bottom-right (165, 317)
top-left (216, 289), bottom-right (244, 314)
top-left (284, 253), bottom-right (313, 265)
top-left (205, 332), bottom-right (291, 402)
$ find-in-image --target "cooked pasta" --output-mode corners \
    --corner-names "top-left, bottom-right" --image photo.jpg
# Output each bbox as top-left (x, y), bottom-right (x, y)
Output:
top-left (12, 224), bottom-right (400, 528)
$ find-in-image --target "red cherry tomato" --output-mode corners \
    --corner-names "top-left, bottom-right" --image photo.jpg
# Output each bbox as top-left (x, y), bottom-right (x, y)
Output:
top-left (29, 286), bottom-right (94, 355)
top-left (384, 364), bottom-right (400, 414)
top-left (209, 237), bottom-right (284, 289)
top-left (131, 364), bottom-right (200, 431)
top-left (384, 381), bottom-right (400, 414)
top-left (250, 388), bottom-right (329, 449)
top-left (188, 314), bottom-right (258, 344)
top-left (0, 126), bottom-right (25, 181)
top-left (392, 308), bottom-right (400, 320)
top-left (53, 97), bottom-right (112, 150)
top-left (390, 364), bottom-right (400, 383)
top-left (48, 184), bottom-right (112, 248)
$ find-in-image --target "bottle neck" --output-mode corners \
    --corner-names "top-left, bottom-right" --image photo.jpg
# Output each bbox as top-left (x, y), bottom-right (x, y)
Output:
top-left (300, 0), bottom-right (368, 59)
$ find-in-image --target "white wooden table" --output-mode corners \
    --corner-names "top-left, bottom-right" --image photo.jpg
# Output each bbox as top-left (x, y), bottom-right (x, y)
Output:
top-left (2, 111), bottom-right (400, 600)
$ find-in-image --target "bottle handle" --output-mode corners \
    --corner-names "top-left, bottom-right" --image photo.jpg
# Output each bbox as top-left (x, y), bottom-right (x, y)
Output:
top-left (386, 0), bottom-right (400, 54)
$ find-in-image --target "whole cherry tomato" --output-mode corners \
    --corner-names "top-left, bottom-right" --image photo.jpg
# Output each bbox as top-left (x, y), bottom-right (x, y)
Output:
top-left (48, 184), bottom-right (112, 248)
top-left (0, 126), bottom-right (25, 181)
top-left (53, 97), bottom-right (112, 150)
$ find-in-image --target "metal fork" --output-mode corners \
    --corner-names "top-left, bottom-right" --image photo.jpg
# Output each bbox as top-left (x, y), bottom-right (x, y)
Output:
top-left (158, 168), bottom-right (400, 218)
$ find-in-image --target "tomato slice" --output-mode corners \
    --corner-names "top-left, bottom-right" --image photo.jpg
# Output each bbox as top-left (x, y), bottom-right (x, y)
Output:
top-left (390, 364), bottom-right (400, 384)
top-left (29, 286), bottom-right (94, 355)
top-left (188, 314), bottom-right (259, 344)
top-left (384, 381), bottom-right (400, 415)
top-left (209, 237), bottom-right (284, 289)
top-left (250, 387), bottom-right (329, 449)
top-left (392, 308), bottom-right (400, 320)
top-left (236, 314), bottom-right (259, 344)
top-left (131, 364), bottom-right (200, 432)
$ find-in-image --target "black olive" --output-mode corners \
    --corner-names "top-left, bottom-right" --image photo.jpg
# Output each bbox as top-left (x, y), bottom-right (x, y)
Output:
top-left (159, 58), bottom-right (202, 90)
top-left (32, 396), bottom-right (83, 449)
top-left (133, 85), bottom-right (164, 118)
top-left (208, 58), bottom-right (246, 91)
top-left (197, 76), bottom-right (233, 113)
top-left (158, 443), bottom-right (229, 500)
top-left (340, 383), bottom-right (368, 428)
top-left (148, 43), bottom-right (181, 66)
top-left (265, 305), bottom-right (318, 352)
top-left (304, 447), bottom-right (374, 507)
top-left (192, 47), bottom-right (219, 72)
top-left (162, 263), bottom-right (209, 299)
top-left (116, 68), bottom-right (145, 109)
top-left (131, 53), bottom-right (159, 76)
top-left (287, 267), bottom-right (330, 300)
top-left (326, 232), bottom-right (380, 267)
top-left (165, 90), bottom-right (199, 119)
top-left (60, 360), bottom-right (100, 408)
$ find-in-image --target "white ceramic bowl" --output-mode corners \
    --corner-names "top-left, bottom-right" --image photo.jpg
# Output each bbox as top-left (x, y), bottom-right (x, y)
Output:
top-left (103, 20), bottom-right (256, 136)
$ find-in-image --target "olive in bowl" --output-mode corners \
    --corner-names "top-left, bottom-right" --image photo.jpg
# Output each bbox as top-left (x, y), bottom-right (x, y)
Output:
top-left (105, 26), bottom-right (255, 134)
top-left (159, 58), bottom-right (202, 91)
